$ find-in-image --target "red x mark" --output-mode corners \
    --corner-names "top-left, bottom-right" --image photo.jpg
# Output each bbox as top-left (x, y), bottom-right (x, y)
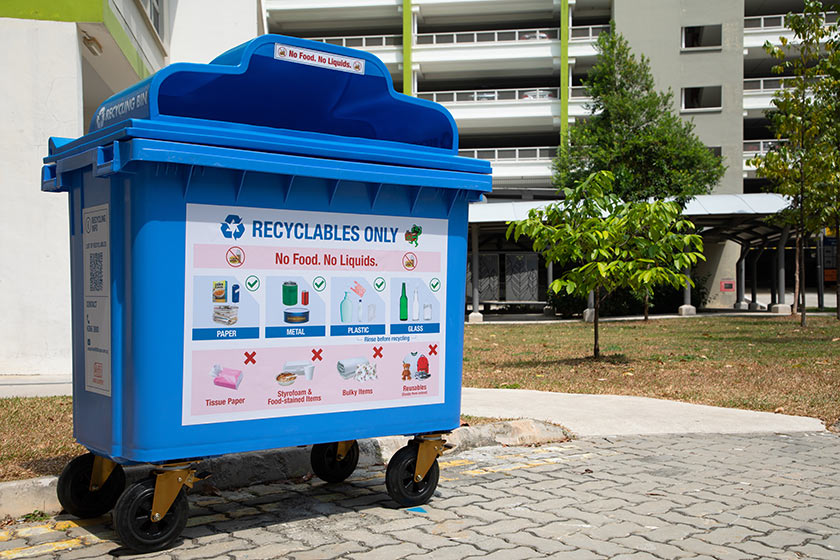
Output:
top-left (428, 344), bottom-right (438, 356)
top-left (311, 348), bottom-right (323, 362)
top-left (244, 351), bottom-right (256, 365)
top-left (372, 346), bottom-right (383, 359)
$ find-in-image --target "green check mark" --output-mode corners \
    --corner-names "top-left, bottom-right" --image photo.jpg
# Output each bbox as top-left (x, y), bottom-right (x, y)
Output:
top-left (429, 278), bottom-right (441, 292)
top-left (373, 277), bottom-right (386, 292)
top-left (312, 276), bottom-right (327, 292)
top-left (245, 275), bottom-right (260, 292)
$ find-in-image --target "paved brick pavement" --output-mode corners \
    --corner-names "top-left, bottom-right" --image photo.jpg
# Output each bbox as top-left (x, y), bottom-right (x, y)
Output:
top-left (2, 432), bottom-right (838, 559)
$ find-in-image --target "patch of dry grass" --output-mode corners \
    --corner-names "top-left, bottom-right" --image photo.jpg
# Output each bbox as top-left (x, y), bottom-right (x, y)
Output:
top-left (0, 397), bottom-right (85, 482)
top-left (464, 315), bottom-right (840, 426)
top-left (460, 414), bottom-right (514, 426)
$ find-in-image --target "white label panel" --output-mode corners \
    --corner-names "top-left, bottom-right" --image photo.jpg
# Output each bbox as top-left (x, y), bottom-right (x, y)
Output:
top-left (182, 204), bottom-right (448, 425)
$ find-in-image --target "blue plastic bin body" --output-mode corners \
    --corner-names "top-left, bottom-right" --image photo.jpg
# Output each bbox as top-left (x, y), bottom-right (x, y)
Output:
top-left (43, 35), bottom-right (491, 464)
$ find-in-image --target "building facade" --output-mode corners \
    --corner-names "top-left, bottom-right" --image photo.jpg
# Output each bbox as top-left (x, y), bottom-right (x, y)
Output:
top-left (2, 0), bottom-right (829, 375)
top-left (266, 0), bottom-right (828, 310)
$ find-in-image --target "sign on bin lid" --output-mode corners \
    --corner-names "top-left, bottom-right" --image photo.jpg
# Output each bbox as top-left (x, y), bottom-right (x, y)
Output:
top-left (274, 44), bottom-right (365, 75)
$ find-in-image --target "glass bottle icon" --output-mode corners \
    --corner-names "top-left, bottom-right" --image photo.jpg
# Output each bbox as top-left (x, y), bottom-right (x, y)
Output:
top-left (340, 291), bottom-right (352, 323)
top-left (399, 283), bottom-right (408, 321)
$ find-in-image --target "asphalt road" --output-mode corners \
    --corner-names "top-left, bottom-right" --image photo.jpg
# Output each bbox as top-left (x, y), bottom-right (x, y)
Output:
top-left (2, 431), bottom-right (838, 560)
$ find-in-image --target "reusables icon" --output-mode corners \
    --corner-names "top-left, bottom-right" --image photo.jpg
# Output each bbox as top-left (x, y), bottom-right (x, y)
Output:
top-left (220, 214), bottom-right (245, 239)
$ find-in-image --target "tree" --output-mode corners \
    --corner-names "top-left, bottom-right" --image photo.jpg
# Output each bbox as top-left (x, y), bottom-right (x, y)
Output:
top-left (508, 171), bottom-right (704, 358)
top-left (817, 17), bottom-right (840, 320)
top-left (749, 0), bottom-right (831, 327)
top-left (556, 25), bottom-right (725, 205)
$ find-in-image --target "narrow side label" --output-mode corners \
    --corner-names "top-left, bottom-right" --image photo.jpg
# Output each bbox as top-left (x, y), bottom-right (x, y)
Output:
top-left (82, 204), bottom-right (111, 397)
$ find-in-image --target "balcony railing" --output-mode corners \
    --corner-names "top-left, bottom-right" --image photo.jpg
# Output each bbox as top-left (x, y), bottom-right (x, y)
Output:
top-left (418, 88), bottom-right (560, 104)
top-left (743, 139), bottom-right (785, 154)
top-left (743, 77), bottom-right (791, 92)
top-left (570, 86), bottom-right (588, 98)
top-left (458, 147), bottom-right (556, 161)
top-left (416, 27), bottom-right (559, 46)
top-left (308, 34), bottom-right (402, 48)
top-left (744, 11), bottom-right (837, 30)
top-left (570, 24), bottom-right (610, 41)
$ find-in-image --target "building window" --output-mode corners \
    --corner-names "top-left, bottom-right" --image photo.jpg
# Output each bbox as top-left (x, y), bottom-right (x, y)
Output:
top-left (682, 25), bottom-right (722, 49)
top-left (140, 0), bottom-right (164, 40)
top-left (707, 146), bottom-right (722, 158)
top-left (682, 86), bottom-right (722, 111)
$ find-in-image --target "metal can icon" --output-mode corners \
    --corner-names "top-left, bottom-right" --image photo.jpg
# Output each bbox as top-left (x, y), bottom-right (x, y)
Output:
top-left (301, 290), bottom-right (309, 306)
top-left (282, 281), bottom-right (298, 305)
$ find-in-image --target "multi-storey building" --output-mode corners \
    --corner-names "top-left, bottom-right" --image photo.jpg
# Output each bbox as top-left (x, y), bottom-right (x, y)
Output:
top-left (2, 0), bottom-right (830, 376)
top-left (266, 0), bottom-right (833, 310)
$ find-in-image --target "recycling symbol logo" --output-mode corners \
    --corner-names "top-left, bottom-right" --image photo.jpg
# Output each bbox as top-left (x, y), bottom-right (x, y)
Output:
top-left (220, 214), bottom-right (245, 239)
top-left (95, 108), bottom-right (105, 129)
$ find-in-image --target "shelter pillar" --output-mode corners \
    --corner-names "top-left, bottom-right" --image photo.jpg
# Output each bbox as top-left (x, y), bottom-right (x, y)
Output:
top-left (748, 246), bottom-right (766, 311)
top-left (543, 261), bottom-right (554, 317)
top-left (734, 244), bottom-right (749, 310)
top-left (468, 224), bottom-right (483, 323)
top-left (770, 253), bottom-right (777, 305)
top-left (771, 226), bottom-right (791, 314)
top-left (817, 232), bottom-right (825, 310)
top-left (678, 267), bottom-right (696, 316)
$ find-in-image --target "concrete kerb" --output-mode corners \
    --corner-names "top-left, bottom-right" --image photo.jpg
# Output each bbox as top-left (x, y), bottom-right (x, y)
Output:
top-left (0, 419), bottom-right (571, 518)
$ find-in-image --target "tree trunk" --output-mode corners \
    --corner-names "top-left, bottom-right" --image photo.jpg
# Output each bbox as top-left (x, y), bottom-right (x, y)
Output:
top-left (793, 233), bottom-right (801, 315)
top-left (836, 219), bottom-right (839, 321)
top-left (801, 233), bottom-right (807, 327)
top-left (643, 293), bottom-right (649, 321)
top-left (593, 286), bottom-right (600, 359)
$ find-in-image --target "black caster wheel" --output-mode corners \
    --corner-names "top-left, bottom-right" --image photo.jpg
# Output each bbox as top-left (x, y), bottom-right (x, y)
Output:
top-left (57, 453), bottom-right (126, 518)
top-left (385, 444), bottom-right (439, 507)
top-left (113, 478), bottom-right (189, 553)
top-left (310, 440), bottom-right (360, 483)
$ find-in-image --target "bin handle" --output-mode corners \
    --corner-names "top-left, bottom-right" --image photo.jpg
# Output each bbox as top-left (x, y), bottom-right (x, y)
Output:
top-left (41, 164), bottom-right (62, 192)
top-left (94, 142), bottom-right (122, 177)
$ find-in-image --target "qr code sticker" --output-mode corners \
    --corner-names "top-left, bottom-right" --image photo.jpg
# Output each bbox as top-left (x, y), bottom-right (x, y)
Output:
top-left (89, 252), bottom-right (103, 292)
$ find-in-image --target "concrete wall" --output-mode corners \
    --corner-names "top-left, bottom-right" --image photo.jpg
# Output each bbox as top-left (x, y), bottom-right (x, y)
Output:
top-left (614, 0), bottom-right (745, 307)
top-left (0, 5), bottom-right (263, 378)
top-left (168, 0), bottom-right (262, 63)
top-left (0, 18), bottom-right (82, 374)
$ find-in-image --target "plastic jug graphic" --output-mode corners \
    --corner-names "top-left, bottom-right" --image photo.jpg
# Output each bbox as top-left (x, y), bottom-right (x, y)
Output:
top-left (340, 292), bottom-right (352, 323)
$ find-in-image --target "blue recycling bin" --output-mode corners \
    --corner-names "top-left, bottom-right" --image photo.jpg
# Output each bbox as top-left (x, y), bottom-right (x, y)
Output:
top-left (43, 35), bottom-right (491, 551)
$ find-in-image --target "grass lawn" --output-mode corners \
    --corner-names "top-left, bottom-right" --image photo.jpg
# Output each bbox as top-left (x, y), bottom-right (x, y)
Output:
top-left (1, 315), bottom-right (837, 483)
top-left (465, 315), bottom-right (840, 426)
top-left (0, 396), bottom-right (81, 483)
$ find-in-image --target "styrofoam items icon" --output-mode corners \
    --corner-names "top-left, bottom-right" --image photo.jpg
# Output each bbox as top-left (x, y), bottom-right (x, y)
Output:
top-left (283, 360), bottom-right (315, 380)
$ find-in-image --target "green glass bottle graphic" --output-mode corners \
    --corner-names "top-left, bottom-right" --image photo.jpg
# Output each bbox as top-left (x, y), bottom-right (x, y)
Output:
top-left (399, 283), bottom-right (408, 321)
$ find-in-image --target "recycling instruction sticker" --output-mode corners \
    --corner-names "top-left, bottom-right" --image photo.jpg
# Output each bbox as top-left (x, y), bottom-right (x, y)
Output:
top-left (181, 204), bottom-right (447, 426)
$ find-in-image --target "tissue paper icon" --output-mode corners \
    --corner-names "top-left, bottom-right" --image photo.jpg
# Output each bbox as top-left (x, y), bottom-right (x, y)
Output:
top-left (210, 364), bottom-right (243, 390)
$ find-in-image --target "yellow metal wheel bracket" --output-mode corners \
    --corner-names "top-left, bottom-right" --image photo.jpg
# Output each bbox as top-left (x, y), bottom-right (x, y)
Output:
top-left (89, 456), bottom-right (117, 491)
top-left (413, 435), bottom-right (445, 482)
top-left (336, 440), bottom-right (354, 461)
top-left (150, 467), bottom-right (197, 522)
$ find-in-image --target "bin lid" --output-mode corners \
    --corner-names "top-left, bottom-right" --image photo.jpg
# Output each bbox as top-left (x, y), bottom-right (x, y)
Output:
top-left (46, 35), bottom-right (491, 178)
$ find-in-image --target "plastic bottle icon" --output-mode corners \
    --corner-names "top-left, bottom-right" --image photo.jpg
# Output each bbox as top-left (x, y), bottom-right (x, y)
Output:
top-left (411, 289), bottom-right (420, 321)
top-left (340, 292), bottom-right (352, 323)
top-left (399, 283), bottom-right (408, 321)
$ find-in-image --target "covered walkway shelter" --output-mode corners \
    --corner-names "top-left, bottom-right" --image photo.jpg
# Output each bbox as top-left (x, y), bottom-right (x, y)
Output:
top-left (466, 193), bottom-right (800, 321)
